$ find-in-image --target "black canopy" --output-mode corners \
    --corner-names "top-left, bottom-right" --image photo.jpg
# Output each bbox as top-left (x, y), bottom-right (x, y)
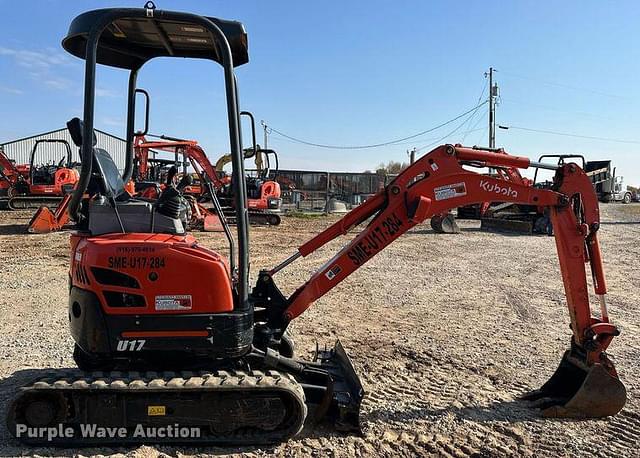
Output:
top-left (62, 8), bottom-right (249, 69)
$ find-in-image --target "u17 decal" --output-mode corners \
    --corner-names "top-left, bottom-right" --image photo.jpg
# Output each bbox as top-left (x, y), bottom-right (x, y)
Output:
top-left (116, 339), bottom-right (146, 351)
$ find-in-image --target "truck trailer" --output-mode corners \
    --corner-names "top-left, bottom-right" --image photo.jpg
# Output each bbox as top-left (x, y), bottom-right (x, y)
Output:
top-left (585, 160), bottom-right (632, 203)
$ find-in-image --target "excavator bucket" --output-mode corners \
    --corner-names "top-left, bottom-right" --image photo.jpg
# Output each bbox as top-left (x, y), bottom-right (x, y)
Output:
top-left (430, 213), bottom-right (460, 234)
top-left (27, 206), bottom-right (61, 234)
top-left (522, 351), bottom-right (626, 418)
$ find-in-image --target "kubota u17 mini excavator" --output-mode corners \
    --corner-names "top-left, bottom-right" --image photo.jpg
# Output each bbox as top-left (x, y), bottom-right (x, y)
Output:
top-left (7, 3), bottom-right (626, 446)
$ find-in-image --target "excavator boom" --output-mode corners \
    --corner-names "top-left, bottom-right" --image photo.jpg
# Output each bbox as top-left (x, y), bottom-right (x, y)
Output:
top-left (254, 144), bottom-right (626, 419)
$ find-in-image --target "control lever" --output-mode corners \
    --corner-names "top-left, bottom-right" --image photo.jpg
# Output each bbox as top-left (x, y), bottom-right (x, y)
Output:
top-left (165, 166), bottom-right (178, 186)
top-left (177, 174), bottom-right (193, 192)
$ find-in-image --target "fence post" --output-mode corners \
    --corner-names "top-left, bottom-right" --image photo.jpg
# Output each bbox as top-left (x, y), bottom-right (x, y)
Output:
top-left (325, 171), bottom-right (330, 214)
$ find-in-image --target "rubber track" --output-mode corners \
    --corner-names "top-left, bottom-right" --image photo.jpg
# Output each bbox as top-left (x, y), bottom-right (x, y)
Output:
top-left (7, 369), bottom-right (306, 446)
top-left (7, 197), bottom-right (64, 210)
top-left (223, 210), bottom-right (281, 226)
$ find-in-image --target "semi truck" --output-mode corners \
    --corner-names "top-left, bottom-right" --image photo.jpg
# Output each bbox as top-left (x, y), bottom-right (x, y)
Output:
top-left (585, 160), bottom-right (633, 204)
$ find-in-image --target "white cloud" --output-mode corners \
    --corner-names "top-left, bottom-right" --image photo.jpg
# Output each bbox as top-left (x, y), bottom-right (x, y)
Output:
top-left (43, 77), bottom-right (73, 90)
top-left (0, 44), bottom-right (78, 93)
top-left (96, 88), bottom-right (119, 98)
top-left (0, 86), bottom-right (23, 95)
top-left (0, 45), bottom-right (73, 69)
top-left (102, 116), bottom-right (123, 127)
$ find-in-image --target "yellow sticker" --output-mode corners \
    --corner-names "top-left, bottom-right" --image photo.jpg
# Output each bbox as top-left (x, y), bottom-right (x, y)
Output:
top-left (147, 405), bottom-right (166, 416)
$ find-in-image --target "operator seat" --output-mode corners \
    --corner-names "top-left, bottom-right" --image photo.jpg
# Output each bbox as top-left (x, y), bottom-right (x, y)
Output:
top-left (66, 118), bottom-right (185, 236)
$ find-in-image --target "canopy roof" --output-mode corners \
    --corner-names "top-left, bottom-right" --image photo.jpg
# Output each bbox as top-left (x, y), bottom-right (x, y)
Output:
top-left (62, 8), bottom-right (249, 69)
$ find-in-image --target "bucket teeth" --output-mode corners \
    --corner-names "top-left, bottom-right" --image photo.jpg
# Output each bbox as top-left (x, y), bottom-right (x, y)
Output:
top-left (522, 351), bottom-right (627, 418)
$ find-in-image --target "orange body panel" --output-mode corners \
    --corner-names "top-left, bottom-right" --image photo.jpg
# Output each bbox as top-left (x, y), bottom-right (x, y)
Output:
top-left (248, 180), bottom-right (281, 209)
top-left (70, 232), bottom-right (233, 315)
top-left (29, 167), bottom-right (79, 196)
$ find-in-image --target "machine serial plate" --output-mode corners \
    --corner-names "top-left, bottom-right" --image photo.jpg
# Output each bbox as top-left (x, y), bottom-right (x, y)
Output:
top-left (155, 295), bottom-right (192, 311)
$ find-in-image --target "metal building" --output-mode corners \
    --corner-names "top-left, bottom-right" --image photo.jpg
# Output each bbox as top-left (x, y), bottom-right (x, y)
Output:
top-left (1, 127), bottom-right (126, 170)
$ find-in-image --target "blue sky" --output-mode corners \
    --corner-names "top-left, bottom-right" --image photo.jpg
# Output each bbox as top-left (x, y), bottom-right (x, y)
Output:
top-left (1, 1), bottom-right (639, 183)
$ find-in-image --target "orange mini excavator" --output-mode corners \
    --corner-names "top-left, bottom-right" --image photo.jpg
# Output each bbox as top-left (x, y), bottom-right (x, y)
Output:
top-left (0, 140), bottom-right (79, 211)
top-left (7, 3), bottom-right (625, 446)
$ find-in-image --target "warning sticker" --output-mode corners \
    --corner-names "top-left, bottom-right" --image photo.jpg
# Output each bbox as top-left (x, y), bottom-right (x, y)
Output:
top-left (155, 295), bottom-right (192, 311)
top-left (147, 406), bottom-right (166, 416)
top-left (325, 264), bottom-right (342, 280)
top-left (434, 182), bottom-right (467, 201)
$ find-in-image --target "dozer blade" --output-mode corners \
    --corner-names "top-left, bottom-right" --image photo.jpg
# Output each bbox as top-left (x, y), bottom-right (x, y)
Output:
top-left (522, 350), bottom-right (626, 418)
top-left (297, 339), bottom-right (364, 432)
top-left (27, 206), bottom-right (61, 234)
top-left (430, 213), bottom-right (460, 234)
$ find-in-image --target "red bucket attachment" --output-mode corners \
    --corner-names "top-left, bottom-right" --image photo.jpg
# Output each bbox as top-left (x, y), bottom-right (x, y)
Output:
top-left (522, 350), bottom-right (626, 418)
top-left (430, 213), bottom-right (460, 234)
top-left (28, 206), bottom-right (62, 234)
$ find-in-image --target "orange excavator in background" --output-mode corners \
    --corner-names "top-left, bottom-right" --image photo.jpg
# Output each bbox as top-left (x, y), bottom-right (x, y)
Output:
top-left (7, 5), bottom-right (626, 446)
top-left (28, 117), bottom-right (282, 233)
top-left (134, 129), bottom-right (282, 226)
top-left (0, 140), bottom-right (79, 210)
top-left (0, 146), bottom-right (28, 208)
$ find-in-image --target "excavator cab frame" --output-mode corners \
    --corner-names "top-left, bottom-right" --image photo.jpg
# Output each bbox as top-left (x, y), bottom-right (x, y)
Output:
top-left (534, 154), bottom-right (587, 186)
top-left (62, 2), bottom-right (252, 305)
top-left (28, 139), bottom-right (74, 187)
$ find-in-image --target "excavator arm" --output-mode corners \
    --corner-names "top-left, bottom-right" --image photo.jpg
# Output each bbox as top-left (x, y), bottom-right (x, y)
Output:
top-left (0, 147), bottom-right (20, 187)
top-left (134, 135), bottom-right (229, 190)
top-left (253, 144), bottom-right (626, 419)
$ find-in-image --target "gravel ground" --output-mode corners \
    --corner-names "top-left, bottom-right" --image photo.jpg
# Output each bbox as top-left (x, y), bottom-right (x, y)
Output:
top-left (0, 204), bottom-right (638, 457)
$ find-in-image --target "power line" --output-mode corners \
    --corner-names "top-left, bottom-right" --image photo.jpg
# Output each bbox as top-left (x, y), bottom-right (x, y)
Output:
top-left (499, 69), bottom-right (633, 100)
top-left (499, 97), bottom-right (613, 121)
top-left (264, 101), bottom-right (488, 150)
top-left (458, 79), bottom-right (489, 140)
top-left (461, 108), bottom-right (488, 142)
top-left (415, 108), bottom-right (485, 152)
top-left (500, 125), bottom-right (640, 145)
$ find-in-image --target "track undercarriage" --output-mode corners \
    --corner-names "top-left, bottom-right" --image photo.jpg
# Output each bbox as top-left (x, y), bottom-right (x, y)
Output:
top-left (7, 341), bottom-right (363, 446)
top-left (4, 196), bottom-right (66, 211)
top-left (8, 370), bottom-right (306, 445)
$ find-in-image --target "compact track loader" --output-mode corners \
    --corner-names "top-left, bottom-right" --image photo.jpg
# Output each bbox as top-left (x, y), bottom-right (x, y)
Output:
top-left (6, 3), bottom-right (626, 446)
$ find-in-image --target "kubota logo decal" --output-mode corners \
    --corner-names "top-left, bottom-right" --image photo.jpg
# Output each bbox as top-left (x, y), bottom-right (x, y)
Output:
top-left (480, 180), bottom-right (518, 198)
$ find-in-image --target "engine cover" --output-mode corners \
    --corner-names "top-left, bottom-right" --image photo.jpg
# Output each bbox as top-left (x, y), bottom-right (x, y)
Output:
top-left (68, 233), bottom-right (249, 367)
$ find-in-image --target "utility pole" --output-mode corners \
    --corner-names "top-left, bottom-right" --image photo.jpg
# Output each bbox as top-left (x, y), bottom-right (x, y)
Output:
top-left (261, 120), bottom-right (269, 150)
top-left (408, 147), bottom-right (416, 165)
top-left (487, 67), bottom-right (498, 149)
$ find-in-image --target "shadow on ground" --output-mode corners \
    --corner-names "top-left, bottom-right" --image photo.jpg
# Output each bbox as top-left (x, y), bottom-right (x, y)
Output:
top-left (0, 224), bottom-right (27, 235)
top-left (362, 397), bottom-right (582, 427)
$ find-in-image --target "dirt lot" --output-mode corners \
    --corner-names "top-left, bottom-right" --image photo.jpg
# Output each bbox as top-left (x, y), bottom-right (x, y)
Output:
top-left (0, 204), bottom-right (638, 457)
